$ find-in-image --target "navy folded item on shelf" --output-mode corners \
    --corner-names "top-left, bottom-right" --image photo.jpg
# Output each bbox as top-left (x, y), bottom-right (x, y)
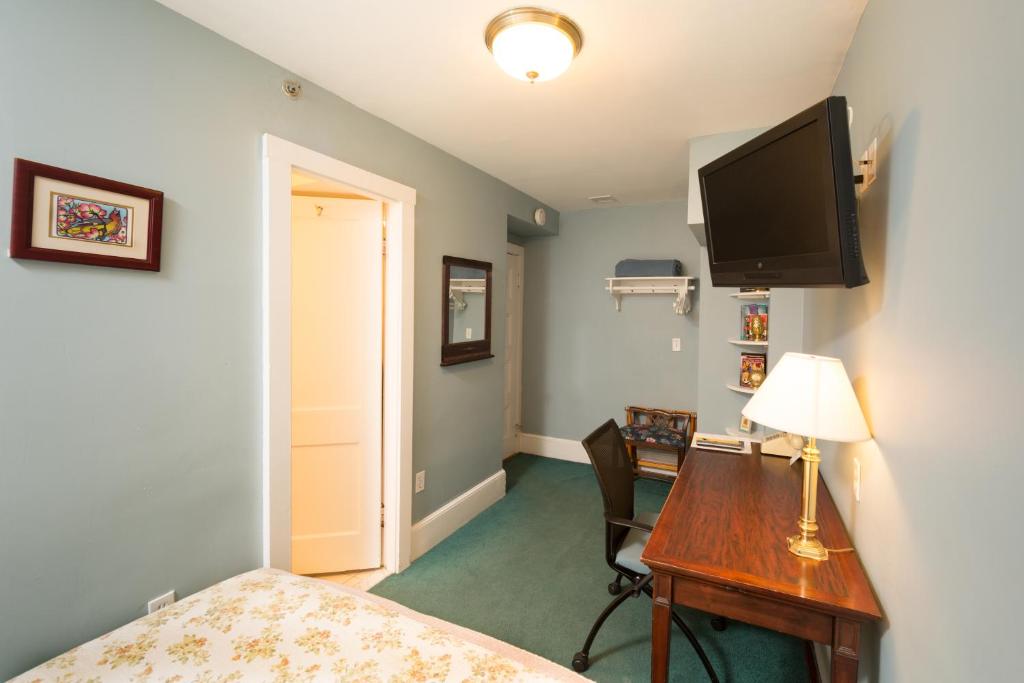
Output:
top-left (614, 259), bottom-right (683, 277)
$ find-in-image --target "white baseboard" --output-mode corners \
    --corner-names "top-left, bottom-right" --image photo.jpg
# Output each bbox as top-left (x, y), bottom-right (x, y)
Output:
top-left (518, 433), bottom-right (589, 464)
top-left (410, 469), bottom-right (506, 561)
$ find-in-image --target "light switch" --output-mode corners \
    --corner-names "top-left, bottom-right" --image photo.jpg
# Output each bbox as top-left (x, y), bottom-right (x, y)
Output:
top-left (465, 328), bottom-right (472, 340)
top-left (671, 338), bottom-right (681, 352)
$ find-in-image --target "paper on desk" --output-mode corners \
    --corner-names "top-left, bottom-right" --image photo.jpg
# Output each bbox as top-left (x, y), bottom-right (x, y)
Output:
top-left (691, 432), bottom-right (752, 455)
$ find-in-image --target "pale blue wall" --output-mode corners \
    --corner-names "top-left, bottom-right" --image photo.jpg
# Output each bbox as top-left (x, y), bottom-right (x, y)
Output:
top-left (684, 128), bottom-right (806, 437)
top-left (0, 0), bottom-right (555, 676)
top-left (520, 201), bottom-right (700, 439)
top-left (695, 247), bottom-right (804, 437)
top-left (804, 0), bottom-right (1023, 680)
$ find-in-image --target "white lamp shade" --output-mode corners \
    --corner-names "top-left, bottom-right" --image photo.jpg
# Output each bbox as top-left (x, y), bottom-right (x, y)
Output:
top-left (490, 22), bottom-right (576, 82)
top-left (742, 352), bottom-right (870, 443)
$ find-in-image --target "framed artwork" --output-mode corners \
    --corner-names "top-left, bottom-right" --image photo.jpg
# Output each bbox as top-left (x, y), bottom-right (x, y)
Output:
top-left (9, 158), bottom-right (163, 271)
top-left (739, 415), bottom-right (753, 433)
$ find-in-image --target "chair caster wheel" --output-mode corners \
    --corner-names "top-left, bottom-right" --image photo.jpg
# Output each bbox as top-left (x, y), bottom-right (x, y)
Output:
top-left (607, 581), bottom-right (622, 595)
top-left (711, 616), bottom-right (728, 631)
top-left (572, 652), bottom-right (589, 672)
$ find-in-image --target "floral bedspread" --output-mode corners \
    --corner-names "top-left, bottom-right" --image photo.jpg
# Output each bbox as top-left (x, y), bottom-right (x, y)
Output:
top-left (13, 568), bottom-right (586, 683)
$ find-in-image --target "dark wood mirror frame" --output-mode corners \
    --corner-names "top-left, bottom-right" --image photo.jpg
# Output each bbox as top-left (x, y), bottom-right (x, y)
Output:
top-left (441, 255), bottom-right (494, 366)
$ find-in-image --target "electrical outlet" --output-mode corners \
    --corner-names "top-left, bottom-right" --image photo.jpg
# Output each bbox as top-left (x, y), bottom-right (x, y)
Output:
top-left (147, 590), bottom-right (175, 614)
top-left (856, 137), bottom-right (878, 196)
top-left (465, 327), bottom-right (472, 340)
top-left (853, 458), bottom-right (862, 503)
top-left (671, 338), bottom-right (681, 352)
top-left (415, 470), bottom-right (426, 493)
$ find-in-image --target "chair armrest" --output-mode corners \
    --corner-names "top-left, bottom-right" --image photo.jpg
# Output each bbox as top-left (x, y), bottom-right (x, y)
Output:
top-left (606, 515), bottom-right (655, 533)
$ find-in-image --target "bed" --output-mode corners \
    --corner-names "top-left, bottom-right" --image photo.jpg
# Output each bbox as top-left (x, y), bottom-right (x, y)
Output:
top-left (12, 568), bottom-right (586, 682)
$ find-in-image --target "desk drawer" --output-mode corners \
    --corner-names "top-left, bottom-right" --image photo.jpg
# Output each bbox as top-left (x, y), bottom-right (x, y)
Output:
top-left (671, 575), bottom-right (833, 644)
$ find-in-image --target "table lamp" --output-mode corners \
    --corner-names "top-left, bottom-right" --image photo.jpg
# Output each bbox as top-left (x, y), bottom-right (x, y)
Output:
top-left (742, 352), bottom-right (870, 561)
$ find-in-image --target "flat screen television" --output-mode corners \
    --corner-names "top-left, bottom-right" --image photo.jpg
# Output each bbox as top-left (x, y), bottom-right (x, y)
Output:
top-left (699, 96), bottom-right (867, 288)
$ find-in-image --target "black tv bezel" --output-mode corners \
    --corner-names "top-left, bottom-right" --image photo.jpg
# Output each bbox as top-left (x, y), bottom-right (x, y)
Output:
top-left (699, 96), bottom-right (867, 288)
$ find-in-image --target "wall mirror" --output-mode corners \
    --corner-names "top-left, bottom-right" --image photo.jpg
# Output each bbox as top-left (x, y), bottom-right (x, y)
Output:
top-left (441, 255), bottom-right (493, 366)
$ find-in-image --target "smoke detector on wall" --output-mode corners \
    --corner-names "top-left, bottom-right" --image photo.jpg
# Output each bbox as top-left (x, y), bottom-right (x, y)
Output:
top-left (588, 194), bottom-right (618, 205)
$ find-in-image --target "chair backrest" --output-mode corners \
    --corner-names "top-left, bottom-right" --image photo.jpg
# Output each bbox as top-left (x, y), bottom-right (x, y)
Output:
top-left (581, 419), bottom-right (635, 528)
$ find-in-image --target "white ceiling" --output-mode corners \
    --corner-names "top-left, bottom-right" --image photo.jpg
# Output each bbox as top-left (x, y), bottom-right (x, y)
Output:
top-left (157, 0), bottom-right (867, 211)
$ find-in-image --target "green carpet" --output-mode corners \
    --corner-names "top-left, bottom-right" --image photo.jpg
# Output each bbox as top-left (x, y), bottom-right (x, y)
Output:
top-left (372, 454), bottom-right (809, 682)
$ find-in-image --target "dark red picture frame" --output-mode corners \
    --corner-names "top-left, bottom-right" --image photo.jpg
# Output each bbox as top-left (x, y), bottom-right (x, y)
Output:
top-left (9, 158), bottom-right (164, 271)
top-left (441, 255), bottom-right (494, 366)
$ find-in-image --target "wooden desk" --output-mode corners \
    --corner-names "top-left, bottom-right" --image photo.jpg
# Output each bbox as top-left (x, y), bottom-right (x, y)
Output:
top-left (641, 446), bottom-right (882, 683)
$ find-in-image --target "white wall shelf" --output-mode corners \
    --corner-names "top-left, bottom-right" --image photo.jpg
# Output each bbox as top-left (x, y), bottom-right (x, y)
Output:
top-left (726, 383), bottom-right (756, 395)
top-left (448, 278), bottom-right (485, 311)
top-left (449, 278), bottom-right (486, 294)
top-left (729, 291), bottom-right (771, 300)
top-left (605, 276), bottom-right (697, 315)
top-left (728, 338), bottom-right (768, 347)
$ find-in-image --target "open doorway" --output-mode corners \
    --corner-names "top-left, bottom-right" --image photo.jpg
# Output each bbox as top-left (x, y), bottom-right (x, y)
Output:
top-left (503, 243), bottom-right (524, 458)
top-left (262, 135), bottom-right (416, 577)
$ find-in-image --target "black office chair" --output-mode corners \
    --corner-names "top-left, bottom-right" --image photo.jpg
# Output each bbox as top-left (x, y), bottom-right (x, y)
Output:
top-left (572, 418), bottom-right (719, 682)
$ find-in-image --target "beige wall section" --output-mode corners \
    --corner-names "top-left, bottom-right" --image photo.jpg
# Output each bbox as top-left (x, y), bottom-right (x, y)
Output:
top-left (804, 0), bottom-right (1023, 680)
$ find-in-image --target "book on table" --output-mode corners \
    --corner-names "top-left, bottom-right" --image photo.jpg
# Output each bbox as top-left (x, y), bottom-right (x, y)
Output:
top-left (691, 432), bottom-right (752, 454)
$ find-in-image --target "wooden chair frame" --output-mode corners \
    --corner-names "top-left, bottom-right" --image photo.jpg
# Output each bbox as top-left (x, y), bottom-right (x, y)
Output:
top-left (622, 406), bottom-right (697, 481)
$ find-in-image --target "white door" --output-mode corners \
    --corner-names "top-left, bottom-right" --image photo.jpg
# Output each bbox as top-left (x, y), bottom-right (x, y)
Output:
top-left (291, 195), bottom-right (383, 575)
top-left (503, 244), bottom-right (524, 457)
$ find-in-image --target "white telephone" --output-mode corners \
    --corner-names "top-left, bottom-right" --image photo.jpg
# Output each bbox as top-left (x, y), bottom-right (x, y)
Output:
top-left (761, 432), bottom-right (805, 462)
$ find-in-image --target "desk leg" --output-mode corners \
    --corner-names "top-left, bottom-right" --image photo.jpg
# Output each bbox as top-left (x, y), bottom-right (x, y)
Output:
top-left (651, 573), bottom-right (672, 683)
top-left (830, 618), bottom-right (861, 683)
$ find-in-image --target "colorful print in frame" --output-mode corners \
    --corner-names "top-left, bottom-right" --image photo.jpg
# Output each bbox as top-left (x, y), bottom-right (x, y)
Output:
top-left (52, 193), bottom-right (133, 246)
top-left (9, 158), bottom-right (163, 271)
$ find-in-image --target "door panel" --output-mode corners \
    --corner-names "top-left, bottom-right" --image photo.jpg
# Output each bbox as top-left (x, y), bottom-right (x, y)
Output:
top-left (503, 247), bottom-right (524, 457)
top-left (291, 196), bottom-right (383, 575)
top-left (292, 407), bottom-right (361, 446)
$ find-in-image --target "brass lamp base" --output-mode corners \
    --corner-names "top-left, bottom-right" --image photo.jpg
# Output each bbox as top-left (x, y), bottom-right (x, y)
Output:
top-left (786, 437), bottom-right (829, 561)
top-left (787, 534), bottom-right (828, 561)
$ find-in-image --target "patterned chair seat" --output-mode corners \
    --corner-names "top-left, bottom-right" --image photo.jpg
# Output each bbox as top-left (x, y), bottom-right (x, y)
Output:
top-left (620, 424), bottom-right (689, 449)
top-left (621, 406), bottom-right (696, 481)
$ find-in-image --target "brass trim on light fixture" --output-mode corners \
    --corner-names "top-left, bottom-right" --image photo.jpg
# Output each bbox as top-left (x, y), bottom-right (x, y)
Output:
top-left (484, 7), bottom-right (584, 56)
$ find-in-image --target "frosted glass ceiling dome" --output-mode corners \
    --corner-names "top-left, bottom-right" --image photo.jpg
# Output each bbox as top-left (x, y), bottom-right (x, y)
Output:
top-left (485, 7), bottom-right (583, 83)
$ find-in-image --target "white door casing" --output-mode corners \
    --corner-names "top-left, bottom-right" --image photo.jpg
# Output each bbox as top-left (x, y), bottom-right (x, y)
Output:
top-left (291, 196), bottom-right (382, 574)
top-left (503, 244), bottom-right (524, 458)
top-left (262, 134), bottom-right (416, 575)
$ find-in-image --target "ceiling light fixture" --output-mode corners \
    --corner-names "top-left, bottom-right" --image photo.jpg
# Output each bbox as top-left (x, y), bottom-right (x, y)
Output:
top-left (485, 7), bottom-right (583, 83)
